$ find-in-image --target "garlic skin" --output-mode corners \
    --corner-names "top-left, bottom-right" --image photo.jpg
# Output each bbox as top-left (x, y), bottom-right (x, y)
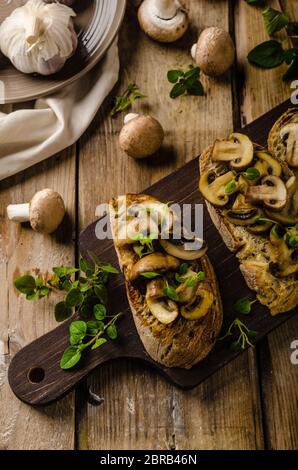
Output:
top-left (0, 0), bottom-right (78, 76)
top-left (44, 0), bottom-right (75, 5)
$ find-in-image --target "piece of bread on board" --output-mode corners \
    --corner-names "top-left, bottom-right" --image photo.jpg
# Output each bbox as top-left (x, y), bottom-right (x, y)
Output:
top-left (199, 146), bottom-right (298, 316)
top-left (109, 194), bottom-right (223, 369)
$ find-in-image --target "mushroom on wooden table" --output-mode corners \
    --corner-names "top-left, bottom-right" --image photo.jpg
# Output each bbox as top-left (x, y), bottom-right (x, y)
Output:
top-left (138, 0), bottom-right (189, 43)
top-left (119, 114), bottom-right (164, 159)
top-left (7, 188), bottom-right (66, 234)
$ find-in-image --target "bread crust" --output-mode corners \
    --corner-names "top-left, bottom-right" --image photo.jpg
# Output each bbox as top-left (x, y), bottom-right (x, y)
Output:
top-left (110, 194), bottom-right (223, 369)
top-left (199, 145), bottom-right (298, 315)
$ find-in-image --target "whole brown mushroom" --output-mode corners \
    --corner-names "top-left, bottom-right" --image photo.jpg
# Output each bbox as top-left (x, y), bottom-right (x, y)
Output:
top-left (191, 27), bottom-right (235, 77)
top-left (119, 113), bottom-right (164, 159)
top-left (7, 188), bottom-right (66, 234)
top-left (138, 0), bottom-right (189, 43)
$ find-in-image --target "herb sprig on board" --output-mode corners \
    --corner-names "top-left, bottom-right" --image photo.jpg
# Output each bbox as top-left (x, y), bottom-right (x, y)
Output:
top-left (219, 318), bottom-right (258, 352)
top-left (14, 254), bottom-right (121, 369)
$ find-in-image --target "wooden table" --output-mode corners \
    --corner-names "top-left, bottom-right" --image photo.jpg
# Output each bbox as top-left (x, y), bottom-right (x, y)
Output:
top-left (0, 0), bottom-right (297, 450)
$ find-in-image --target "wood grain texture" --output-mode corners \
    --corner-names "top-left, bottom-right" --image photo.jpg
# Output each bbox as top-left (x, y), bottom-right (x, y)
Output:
top-left (76, 0), bottom-right (264, 450)
top-left (0, 149), bottom-right (76, 449)
top-left (234, 0), bottom-right (298, 450)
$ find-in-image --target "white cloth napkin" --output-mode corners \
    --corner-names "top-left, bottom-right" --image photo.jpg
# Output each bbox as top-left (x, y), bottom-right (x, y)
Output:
top-left (0, 39), bottom-right (119, 181)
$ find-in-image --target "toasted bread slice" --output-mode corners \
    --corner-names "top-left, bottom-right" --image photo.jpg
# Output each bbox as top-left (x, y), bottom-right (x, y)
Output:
top-left (109, 194), bottom-right (223, 369)
top-left (268, 108), bottom-right (298, 171)
top-left (199, 145), bottom-right (298, 316)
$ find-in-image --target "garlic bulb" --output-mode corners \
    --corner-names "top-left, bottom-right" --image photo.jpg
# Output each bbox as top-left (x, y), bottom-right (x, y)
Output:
top-left (0, 0), bottom-right (78, 76)
top-left (44, 0), bottom-right (75, 4)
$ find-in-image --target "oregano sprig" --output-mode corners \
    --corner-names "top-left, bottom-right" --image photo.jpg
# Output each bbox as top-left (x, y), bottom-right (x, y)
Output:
top-left (110, 82), bottom-right (146, 117)
top-left (167, 65), bottom-right (204, 99)
top-left (219, 318), bottom-right (258, 352)
top-left (14, 254), bottom-right (121, 369)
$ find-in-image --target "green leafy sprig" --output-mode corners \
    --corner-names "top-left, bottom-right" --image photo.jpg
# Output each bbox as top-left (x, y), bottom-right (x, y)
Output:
top-left (110, 82), bottom-right (146, 117)
top-left (14, 255), bottom-right (121, 369)
top-left (219, 318), bottom-right (258, 352)
top-left (234, 297), bottom-right (257, 315)
top-left (167, 65), bottom-right (204, 99)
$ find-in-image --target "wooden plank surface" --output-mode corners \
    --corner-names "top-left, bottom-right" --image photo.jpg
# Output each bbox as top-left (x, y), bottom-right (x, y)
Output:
top-left (235, 0), bottom-right (298, 450)
top-left (77, 0), bottom-right (264, 450)
top-left (0, 150), bottom-right (76, 449)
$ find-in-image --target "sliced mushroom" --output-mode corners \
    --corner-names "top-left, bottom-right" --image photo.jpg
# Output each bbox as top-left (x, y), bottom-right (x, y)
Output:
top-left (146, 279), bottom-right (179, 324)
top-left (129, 253), bottom-right (180, 281)
top-left (181, 287), bottom-right (214, 320)
top-left (199, 170), bottom-right (237, 206)
top-left (224, 208), bottom-right (261, 227)
top-left (176, 269), bottom-right (199, 304)
top-left (247, 220), bottom-right (273, 234)
top-left (246, 175), bottom-right (287, 211)
top-left (160, 236), bottom-right (207, 261)
top-left (212, 133), bottom-right (254, 170)
top-left (280, 123), bottom-right (298, 168)
top-left (265, 176), bottom-right (298, 225)
top-left (254, 151), bottom-right (282, 177)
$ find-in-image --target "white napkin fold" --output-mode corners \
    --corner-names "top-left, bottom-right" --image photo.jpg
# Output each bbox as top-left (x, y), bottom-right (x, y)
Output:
top-left (0, 39), bottom-right (119, 181)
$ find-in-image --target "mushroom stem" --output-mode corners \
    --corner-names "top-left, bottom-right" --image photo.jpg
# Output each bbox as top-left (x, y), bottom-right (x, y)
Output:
top-left (191, 43), bottom-right (197, 60)
top-left (26, 15), bottom-right (42, 46)
top-left (124, 113), bottom-right (139, 125)
top-left (153, 0), bottom-right (178, 20)
top-left (7, 203), bottom-right (30, 223)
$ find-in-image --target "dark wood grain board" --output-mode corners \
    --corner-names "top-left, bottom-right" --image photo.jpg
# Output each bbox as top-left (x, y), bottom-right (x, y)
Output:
top-left (8, 99), bottom-right (297, 406)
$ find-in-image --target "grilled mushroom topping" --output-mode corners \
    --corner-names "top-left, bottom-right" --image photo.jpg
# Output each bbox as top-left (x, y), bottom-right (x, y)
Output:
top-left (199, 170), bottom-right (237, 206)
top-left (181, 287), bottom-right (214, 320)
top-left (280, 123), bottom-right (298, 168)
top-left (246, 175), bottom-right (287, 211)
top-left (160, 236), bottom-right (207, 261)
top-left (225, 208), bottom-right (261, 226)
top-left (265, 176), bottom-right (298, 225)
top-left (254, 151), bottom-right (282, 177)
top-left (129, 253), bottom-right (180, 281)
top-left (176, 269), bottom-right (199, 304)
top-left (212, 133), bottom-right (254, 170)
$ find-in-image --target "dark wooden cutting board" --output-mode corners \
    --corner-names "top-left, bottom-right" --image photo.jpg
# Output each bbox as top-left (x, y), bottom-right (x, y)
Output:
top-left (8, 99), bottom-right (297, 406)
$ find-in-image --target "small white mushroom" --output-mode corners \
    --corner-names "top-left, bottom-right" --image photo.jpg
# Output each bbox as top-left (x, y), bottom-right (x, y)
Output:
top-left (138, 0), bottom-right (189, 43)
top-left (119, 114), bottom-right (164, 159)
top-left (7, 188), bottom-right (66, 234)
top-left (191, 27), bottom-right (235, 77)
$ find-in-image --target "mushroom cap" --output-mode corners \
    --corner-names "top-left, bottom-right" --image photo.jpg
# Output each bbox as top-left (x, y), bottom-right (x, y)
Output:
top-left (193, 27), bottom-right (235, 77)
top-left (138, 0), bottom-right (189, 43)
top-left (119, 115), bottom-right (164, 159)
top-left (29, 189), bottom-right (65, 234)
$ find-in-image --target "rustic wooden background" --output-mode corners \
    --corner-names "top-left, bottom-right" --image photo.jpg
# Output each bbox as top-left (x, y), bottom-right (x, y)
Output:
top-left (0, 0), bottom-right (297, 450)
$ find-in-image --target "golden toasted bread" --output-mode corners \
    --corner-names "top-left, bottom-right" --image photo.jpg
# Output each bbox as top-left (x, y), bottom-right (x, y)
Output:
top-left (109, 194), bottom-right (223, 369)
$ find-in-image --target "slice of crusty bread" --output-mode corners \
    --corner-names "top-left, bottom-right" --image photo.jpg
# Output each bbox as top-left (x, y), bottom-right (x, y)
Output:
top-left (199, 146), bottom-right (298, 316)
top-left (268, 108), bottom-right (298, 172)
top-left (109, 194), bottom-right (223, 369)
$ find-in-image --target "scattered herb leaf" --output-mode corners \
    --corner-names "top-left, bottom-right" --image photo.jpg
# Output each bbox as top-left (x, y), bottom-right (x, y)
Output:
top-left (234, 297), bottom-right (257, 315)
top-left (262, 7), bottom-right (289, 36)
top-left (167, 65), bottom-right (204, 99)
top-left (110, 83), bottom-right (146, 117)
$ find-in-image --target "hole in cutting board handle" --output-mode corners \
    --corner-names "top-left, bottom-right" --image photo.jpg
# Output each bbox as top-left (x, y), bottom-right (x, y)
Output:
top-left (27, 367), bottom-right (45, 384)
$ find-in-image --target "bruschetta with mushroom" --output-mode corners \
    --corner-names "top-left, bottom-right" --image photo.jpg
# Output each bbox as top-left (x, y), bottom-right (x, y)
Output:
top-left (109, 194), bottom-right (223, 369)
top-left (198, 133), bottom-right (298, 316)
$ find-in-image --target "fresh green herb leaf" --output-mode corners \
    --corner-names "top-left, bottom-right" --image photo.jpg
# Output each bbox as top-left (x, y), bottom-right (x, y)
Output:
top-left (66, 288), bottom-right (84, 307)
top-left (225, 178), bottom-right (237, 194)
top-left (164, 281), bottom-right (180, 302)
top-left (100, 263), bottom-right (119, 274)
top-left (53, 267), bottom-right (79, 278)
top-left (230, 341), bottom-right (242, 352)
top-left (167, 69), bottom-right (184, 83)
top-left (262, 7), bottom-right (289, 36)
top-left (14, 275), bottom-right (36, 295)
top-left (140, 272), bottom-right (161, 279)
top-left (91, 338), bottom-right (107, 350)
top-left (283, 55), bottom-right (298, 81)
top-left (197, 271), bottom-right (206, 281)
top-left (26, 292), bottom-right (38, 301)
top-left (107, 324), bottom-right (118, 340)
top-left (234, 297), bottom-right (257, 315)
top-left (243, 167), bottom-right (261, 181)
top-left (247, 40), bottom-right (286, 68)
top-left (60, 347), bottom-right (82, 370)
top-left (175, 273), bottom-right (183, 283)
top-left (94, 284), bottom-right (108, 305)
top-left (87, 321), bottom-right (104, 335)
top-left (219, 318), bottom-right (258, 350)
top-left (168, 65), bottom-right (204, 99)
top-left (110, 83), bottom-right (146, 117)
top-left (93, 304), bottom-right (107, 320)
top-left (55, 301), bottom-right (73, 322)
top-left (70, 321), bottom-right (87, 346)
